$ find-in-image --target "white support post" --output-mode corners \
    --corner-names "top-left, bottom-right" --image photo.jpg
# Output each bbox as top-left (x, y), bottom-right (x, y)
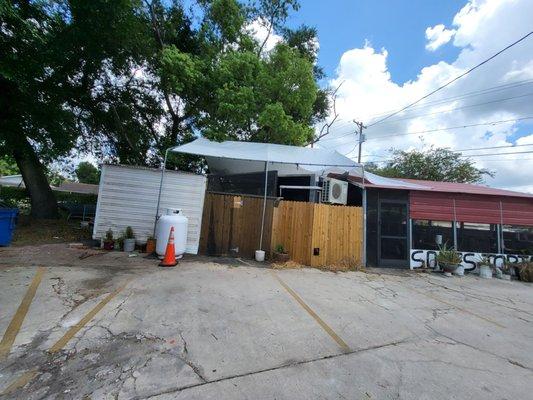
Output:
top-left (361, 164), bottom-right (367, 267)
top-left (259, 161), bottom-right (269, 251)
top-left (154, 147), bottom-right (171, 236)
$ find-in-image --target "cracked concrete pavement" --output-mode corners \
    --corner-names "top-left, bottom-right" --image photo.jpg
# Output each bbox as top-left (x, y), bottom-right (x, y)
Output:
top-left (1, 244), bottom-right (533, 399)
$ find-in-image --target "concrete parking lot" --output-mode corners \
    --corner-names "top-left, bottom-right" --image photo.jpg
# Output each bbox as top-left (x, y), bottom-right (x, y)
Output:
top-left (1, 244), bottom-right (533, 399)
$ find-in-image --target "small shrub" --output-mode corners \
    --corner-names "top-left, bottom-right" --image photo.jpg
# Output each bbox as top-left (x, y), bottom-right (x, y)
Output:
top-left (124, 226), bottom-right (134, 239)
top-left (105, 229), bottom-right (114, 241)
top-left (436, 243), bottom-right (462, 265)
top-left (275, 244), bottom-right (285, 254)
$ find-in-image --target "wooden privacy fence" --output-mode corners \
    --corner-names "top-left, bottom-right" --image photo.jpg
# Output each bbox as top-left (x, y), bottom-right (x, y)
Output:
top-left (271, 201), bottom-right (363, 267)
top-left (199, 193), bottom-right (363, 267)
top-left (199, 193), bottom-right (275, 258)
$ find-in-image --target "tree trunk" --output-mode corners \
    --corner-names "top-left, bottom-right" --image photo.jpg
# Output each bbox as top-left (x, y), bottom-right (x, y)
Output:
top-left (12, 137), bottom-right (59, 219)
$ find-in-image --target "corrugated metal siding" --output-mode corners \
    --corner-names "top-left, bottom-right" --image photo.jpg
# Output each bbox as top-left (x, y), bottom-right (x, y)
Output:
top-left (93, 165), bottom-right (207, 253)
top-left (410, 191), bottom-right (533, 226)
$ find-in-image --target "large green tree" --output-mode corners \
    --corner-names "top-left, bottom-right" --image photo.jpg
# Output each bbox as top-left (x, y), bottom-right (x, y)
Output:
top-left (0, 0), bottom-right (151, 218)
top-left (146, 0), bottom-right (329, 167)
top-left (365, 147), bottom-right (494, 184)
top-left (75, 162), bottom-right (101, 184)
top-left (1, 0), bottom-right (329, 217)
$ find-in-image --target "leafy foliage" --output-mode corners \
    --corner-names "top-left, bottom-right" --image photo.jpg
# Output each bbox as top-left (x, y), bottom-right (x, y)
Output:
top-left (1, 0), bottom-right (329, 215)
top-left (365, 147), bottom-right (493, 184)
top-left (436, 243), bottom-right (462, 265)
top-left (124, 226), bottom-right (135, 239)
top-left (75, 162), bottom-right (101, 184)
top-left (0, 156), bottom-right (19, 176)
top-left (153, 0), bottom-right (327, 156)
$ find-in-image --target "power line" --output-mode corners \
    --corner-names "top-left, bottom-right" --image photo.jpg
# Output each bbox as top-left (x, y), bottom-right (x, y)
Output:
top-left (320, 80), bottom-right (533, 141)
top-left (454, 143), bottom-right (533, 152)
top-left (364, 92), bottom-right (533, 126)
top-left (364, 116), bottom-right (533, 141)
top-left (364, 150), bottom-right (533, 163)
top-left (364, 79), bottom-right (533, 121)
top-left (322, 107), bottom-right (533, 145)
top-left (461, 150), bottom-right (533, 157)
top-left (365, 31), bottom-right (533, 128)
top-left (365, 156), bottom-right (533, 164)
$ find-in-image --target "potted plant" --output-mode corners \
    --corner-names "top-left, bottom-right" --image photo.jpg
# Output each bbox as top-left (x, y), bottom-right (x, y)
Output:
top-left (476, 256), bottom-right (493, 279)
top-left (273, 244), bottom-right (290, 263)
top-left (146, 235), bottom-right (156, 254)
top-left (103, 229), bottom-right (114, 250)
top-left (123, 226), bottom-right (136, 252)
top-left (436, 243), bottom-right (462, 277)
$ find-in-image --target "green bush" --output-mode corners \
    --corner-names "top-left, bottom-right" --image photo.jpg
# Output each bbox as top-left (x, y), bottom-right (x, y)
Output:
top-left (0, 186), bottom-right (98, 213)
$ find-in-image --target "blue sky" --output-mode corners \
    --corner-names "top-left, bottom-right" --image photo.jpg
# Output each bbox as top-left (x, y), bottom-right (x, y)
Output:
top-left (288, 0), bottom-right (465, 83)
top-left (281, 0), bottom-right (533, 192)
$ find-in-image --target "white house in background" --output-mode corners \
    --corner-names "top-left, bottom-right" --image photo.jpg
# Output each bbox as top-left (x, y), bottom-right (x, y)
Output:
top-left (0, 175), bottom-right (99, 195)
top-left (0, 175), bottom-right (24, 188)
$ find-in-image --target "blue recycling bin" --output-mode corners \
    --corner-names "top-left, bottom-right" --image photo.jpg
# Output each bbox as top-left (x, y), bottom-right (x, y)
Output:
top-left (0, 208), bottom-right (18, 246)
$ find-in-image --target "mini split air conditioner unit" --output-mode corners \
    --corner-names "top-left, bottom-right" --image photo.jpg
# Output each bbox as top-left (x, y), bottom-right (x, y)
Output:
top-left (321, 178), bottom-right (348, 205)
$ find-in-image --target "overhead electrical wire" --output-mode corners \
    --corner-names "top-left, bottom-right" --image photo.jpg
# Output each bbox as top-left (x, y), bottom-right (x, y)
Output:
top-left (362, 92), bottom-right (533, 126)
top-left (365, 156), bottom-right (533, 164)
top-left (364, 116), bottom-right (533, 141)
top-left (365, 31), bottom-right (533, 128)
top-left (318, 79), bottom-right (533, 144)
top-left (454, 143), bottom-right (533, 152)
top-left (459, 150), bottom-right (533, 157)
top-left (364, 150), bottom-right (533, 164)
top-left (362, 78), bottom-right (533, 121)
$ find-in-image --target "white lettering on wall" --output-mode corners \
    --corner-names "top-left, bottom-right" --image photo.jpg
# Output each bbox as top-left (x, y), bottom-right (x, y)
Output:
top-left (410, 249), bottom-right (532, 270)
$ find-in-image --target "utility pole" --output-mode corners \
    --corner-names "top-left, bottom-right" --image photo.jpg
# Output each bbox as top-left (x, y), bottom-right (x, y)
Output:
top-left (354, 120), bottom-right (366, 164)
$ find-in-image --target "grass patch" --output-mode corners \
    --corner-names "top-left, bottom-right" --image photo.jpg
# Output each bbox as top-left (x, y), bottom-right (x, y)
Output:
top-left (12, 215), bottom-right (92, 246)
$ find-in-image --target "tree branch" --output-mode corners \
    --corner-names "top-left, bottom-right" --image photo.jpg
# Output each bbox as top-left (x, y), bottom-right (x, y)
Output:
top-left (144, 0), bottom-right (179, 122)
top-left (309, 81), bottom-right (344, 146)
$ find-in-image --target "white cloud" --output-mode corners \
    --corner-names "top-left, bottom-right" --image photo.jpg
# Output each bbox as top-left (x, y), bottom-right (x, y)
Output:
top-left (425, 24), bottom-right (456, 51)
top-left (246, 18), bottom-right (283, 54)
top-left (319, 0), bottom-right (533, 193)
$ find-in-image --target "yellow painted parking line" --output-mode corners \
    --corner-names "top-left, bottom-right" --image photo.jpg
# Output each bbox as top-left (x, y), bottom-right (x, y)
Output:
top-left (1, 277), bottom-right (132, 396)
top-left (0, 369), bottom-right (39, 396)
top-left (0, 267), bottom-right (46, 359)
top-left (410, 287), bottom-right (506, 329)
top-left (271, 271), bottom-right (351, 353)
top-left (48, 279), bottom-right (131, 353)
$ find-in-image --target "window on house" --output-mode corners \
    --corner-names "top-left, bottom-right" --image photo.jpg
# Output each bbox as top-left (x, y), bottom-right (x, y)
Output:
top-left (502, 225), bottom-right (533, 255)
top-left (457, 222), bottom-right (498, 253)
top-left (412, 220), bottom-right (454, 250)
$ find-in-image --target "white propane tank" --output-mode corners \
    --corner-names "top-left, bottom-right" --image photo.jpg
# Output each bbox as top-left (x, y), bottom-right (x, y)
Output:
top-left (155, 208), bottom-right (188, 259)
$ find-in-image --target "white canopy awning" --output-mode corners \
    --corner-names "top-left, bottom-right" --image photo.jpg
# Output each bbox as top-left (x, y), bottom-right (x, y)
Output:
top-left (171, 138), bottom-right (359, 168)
top-left (163, 137), bottom-right (364, 256)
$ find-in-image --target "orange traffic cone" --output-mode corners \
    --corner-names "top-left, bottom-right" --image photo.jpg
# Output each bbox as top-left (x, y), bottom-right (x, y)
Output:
top-left (159, 227), bottom-right (178, 267)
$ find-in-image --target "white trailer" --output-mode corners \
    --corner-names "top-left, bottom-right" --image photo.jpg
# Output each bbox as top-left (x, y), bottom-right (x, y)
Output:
top-left (93, 164), bottom-right (206, 254)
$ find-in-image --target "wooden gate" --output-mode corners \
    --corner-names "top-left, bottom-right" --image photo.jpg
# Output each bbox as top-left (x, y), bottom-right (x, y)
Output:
top-left (199, 193), bottom-right (275, 258)
top-left (271, 201), bottom-right (363, 267)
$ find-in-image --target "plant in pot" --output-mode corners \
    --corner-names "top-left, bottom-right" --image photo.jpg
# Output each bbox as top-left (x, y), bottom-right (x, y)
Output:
top-left (273, 244), bottom-right (290, 263)
top-left (146, 235), bottom-right (156, 254)
top-left (123, 226), bottom-right (136, 252)
top-left (436, 243), bottom-right (462, 277)
top-left (476, 255), bottom-right (493, 279)
top-left (103, 229), bottom-right (114, 251)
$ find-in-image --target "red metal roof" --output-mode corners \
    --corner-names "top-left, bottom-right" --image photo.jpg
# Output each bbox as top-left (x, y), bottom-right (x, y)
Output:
top-left (366, 177), bottom-right (533, 199)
